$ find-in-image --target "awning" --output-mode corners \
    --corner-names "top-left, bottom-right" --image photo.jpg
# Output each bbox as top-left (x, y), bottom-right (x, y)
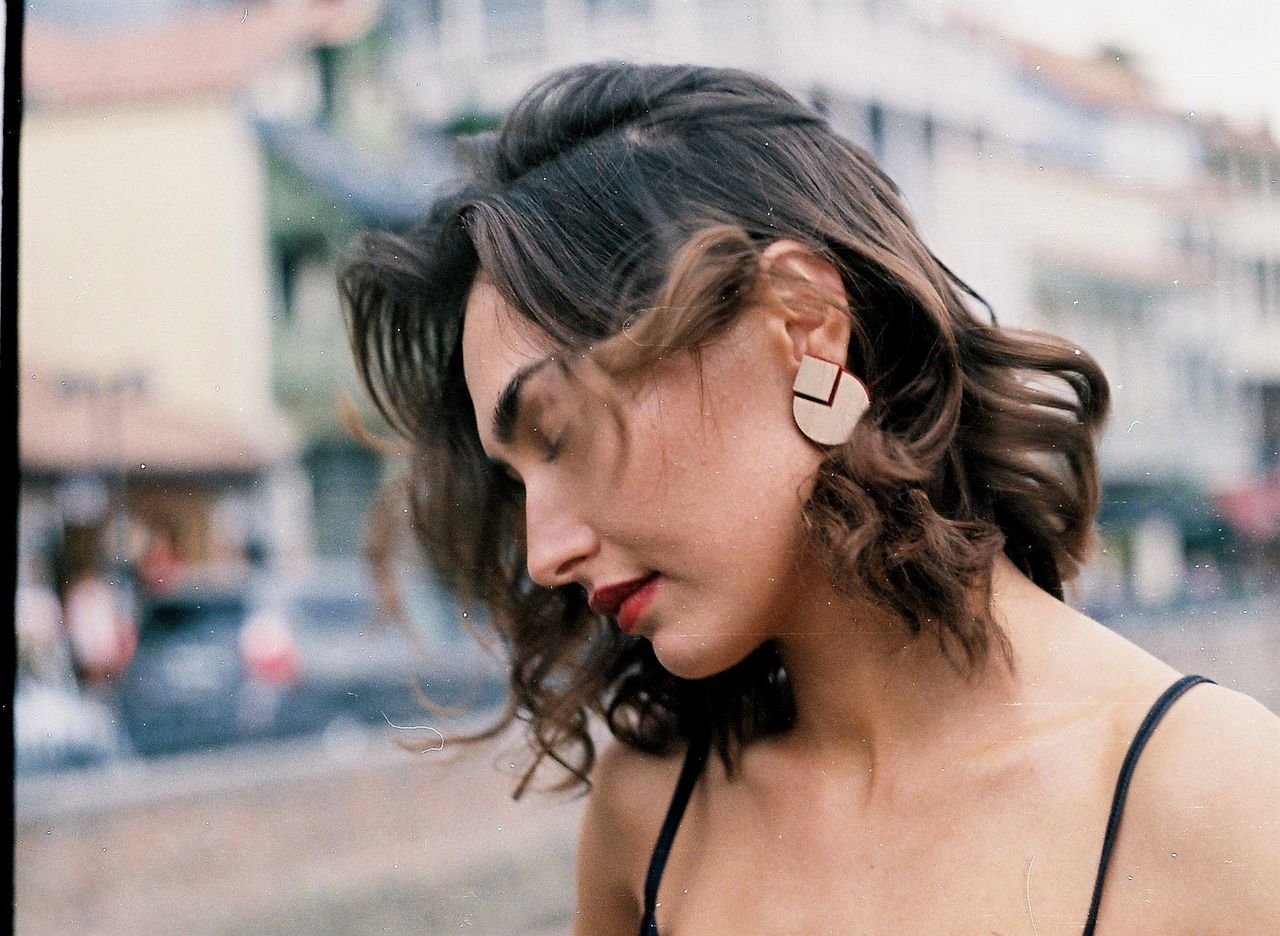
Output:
top-left (20, 374), bottom-right (285, 478)
top-left (256, 120), bottom-right (461, 228)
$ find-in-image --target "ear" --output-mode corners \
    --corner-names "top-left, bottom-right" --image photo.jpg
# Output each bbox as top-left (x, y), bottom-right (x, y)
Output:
top-left (757, 239), bottom-right (852, 369)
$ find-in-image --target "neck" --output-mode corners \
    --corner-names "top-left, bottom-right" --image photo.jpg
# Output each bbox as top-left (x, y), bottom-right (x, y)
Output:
top-left (774, 555), bottom-right (1051, 777)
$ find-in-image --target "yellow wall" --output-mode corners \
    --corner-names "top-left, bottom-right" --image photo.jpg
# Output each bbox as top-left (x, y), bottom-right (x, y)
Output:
top-left (20, 97), bottom-right (281, 438)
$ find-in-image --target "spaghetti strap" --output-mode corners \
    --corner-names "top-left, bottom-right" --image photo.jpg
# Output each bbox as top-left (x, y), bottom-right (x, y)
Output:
top-left (1081, 674), bottom-right (1214, 935)
top-left (638, 730), bottom-right (712, 936)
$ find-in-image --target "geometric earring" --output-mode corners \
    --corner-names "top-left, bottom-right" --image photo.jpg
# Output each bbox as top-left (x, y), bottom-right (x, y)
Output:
top-left (791, 353), bottom-right (870, 446)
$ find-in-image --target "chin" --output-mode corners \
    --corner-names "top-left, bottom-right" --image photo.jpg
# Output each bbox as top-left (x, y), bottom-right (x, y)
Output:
top-left (648, 626), bottom-right (764, 681)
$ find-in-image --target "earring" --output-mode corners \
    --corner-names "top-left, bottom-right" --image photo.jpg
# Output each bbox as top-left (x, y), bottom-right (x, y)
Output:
top-left (792, 354), bottom-right (869, 446)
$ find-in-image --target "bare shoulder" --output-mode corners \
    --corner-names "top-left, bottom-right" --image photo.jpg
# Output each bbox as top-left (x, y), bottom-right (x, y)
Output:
top-left (1136, 680), bottom-right (1280, 817)
top-left (586, 736), bottom-right (688, 857)
top-left (1116, 680), bottom-right (1280, 932)
top-left (572, 737), bottom-right (686, 936)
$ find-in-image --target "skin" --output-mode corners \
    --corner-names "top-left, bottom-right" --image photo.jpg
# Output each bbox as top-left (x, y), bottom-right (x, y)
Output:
top-left (461, 243), bottom-right (1280, 935)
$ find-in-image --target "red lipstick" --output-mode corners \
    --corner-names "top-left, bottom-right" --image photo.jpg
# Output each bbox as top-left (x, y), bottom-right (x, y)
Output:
top-left (589, 573), bottom-right (660, 634)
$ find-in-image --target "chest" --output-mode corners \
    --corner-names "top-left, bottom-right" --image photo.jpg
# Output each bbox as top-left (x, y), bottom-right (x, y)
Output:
top-left (649, 751), bottom-right (1183, 935)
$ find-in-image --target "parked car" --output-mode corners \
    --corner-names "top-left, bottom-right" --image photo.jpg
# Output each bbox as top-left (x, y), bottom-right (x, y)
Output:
top-left (118, 578), bottom-right (276, 756)
top-left (117, 562), bottom-right (505, 757)
top-left (15, 675), bottom-right (129, 773)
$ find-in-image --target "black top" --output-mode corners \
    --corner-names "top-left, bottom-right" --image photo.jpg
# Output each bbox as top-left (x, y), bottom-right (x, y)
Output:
top-left (638, 674), bottom-right (1214, 936)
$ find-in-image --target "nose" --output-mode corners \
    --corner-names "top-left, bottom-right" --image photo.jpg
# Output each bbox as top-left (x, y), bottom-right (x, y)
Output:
top-left (523, 483), bottom-right (599, 589)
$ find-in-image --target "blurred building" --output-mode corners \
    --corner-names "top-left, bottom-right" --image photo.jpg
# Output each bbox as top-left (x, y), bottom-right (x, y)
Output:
top-left (19, 0), bottom-right (380, 595)
top-left (372, 0), bottom-right (1280, 606)
top-left (119, 0), bottom-right (1274, 606)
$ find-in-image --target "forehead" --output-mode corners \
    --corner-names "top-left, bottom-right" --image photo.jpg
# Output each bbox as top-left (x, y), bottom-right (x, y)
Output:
top-left (461, 281), bottom-right (556, 442)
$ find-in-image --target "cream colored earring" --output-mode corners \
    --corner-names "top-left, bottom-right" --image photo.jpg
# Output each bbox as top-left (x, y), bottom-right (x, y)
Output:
top-left (792, 354), bottom-right (869, 446)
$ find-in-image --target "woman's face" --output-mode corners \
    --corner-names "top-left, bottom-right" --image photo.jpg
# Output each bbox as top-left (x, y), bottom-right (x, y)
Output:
top-left (462, 277), bottom-right (835, 679)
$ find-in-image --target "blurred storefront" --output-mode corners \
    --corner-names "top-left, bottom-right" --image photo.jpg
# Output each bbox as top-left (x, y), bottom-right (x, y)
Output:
top-left (19, 369), bottom-right (283, 579)
top-left (19, 1), bottom-right (382, 604)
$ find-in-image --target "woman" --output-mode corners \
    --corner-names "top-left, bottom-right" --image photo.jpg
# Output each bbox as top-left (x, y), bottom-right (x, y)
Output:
top-left (342, 63), bottom-right (1279, 934)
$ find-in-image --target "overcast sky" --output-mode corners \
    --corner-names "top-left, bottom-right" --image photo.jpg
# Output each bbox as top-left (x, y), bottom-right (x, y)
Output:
top-left (920, 0), bottom-right (1280, 131)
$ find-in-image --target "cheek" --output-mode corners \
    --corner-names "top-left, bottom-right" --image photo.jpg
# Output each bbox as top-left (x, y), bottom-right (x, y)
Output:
top-left (612, 374), bottom-right (822, 596)
top-left (578, 345), bottom-right (822, 571)
top-left (643, 398), bottom-right (818, 550)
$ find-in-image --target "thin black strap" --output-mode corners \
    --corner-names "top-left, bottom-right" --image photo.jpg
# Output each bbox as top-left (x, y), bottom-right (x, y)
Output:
top-left (1082, 674), bottom-right (1214, 935)
top-left (638, 731), bottom-right (712, 936)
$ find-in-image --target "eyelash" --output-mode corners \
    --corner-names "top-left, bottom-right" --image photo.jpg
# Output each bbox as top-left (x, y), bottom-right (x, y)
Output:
top-left (488, 429), bottom-right (565, 486)
top-left (543, 431), bottom-right (566, 463)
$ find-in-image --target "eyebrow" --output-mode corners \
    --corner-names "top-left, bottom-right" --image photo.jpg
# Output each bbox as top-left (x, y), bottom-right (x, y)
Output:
top-left (492, 357), bottom-right (553, 445)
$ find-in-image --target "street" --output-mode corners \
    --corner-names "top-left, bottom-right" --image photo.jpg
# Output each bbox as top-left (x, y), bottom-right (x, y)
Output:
top-left (16, 725), bottom-right (585, 936)
top-left (15, 594), bottom-right (1279, 936)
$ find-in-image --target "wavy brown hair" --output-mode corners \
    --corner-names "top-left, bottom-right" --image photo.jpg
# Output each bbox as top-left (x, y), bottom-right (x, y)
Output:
top-left (340, 62), bottom-right (1109, 795)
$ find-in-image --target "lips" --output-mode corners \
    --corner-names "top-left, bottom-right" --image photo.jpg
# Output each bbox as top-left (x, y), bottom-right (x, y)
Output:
top-left (589, 573), bottom-right (660, 632)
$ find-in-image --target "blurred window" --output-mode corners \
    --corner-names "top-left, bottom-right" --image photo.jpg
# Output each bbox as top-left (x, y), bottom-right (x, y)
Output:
top-left (586, 0), bottom-right (652, 16)
top-left (301, 442), bottom-right (384, 558)
top-left (144, 597), bottom-right (247, 635)
top-left (1256, 257), bottom-right (1271, 314)
top-left (1262, 386), bottom-right (1280, 468)
top-left (971, 123), bottom-right (986, 154)
top-left (866, 101), bottom-right (885, 159)
top-left (315, 46), bottom-right (340, 124)
top-left (275, 235), bottom-right (327, 325)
